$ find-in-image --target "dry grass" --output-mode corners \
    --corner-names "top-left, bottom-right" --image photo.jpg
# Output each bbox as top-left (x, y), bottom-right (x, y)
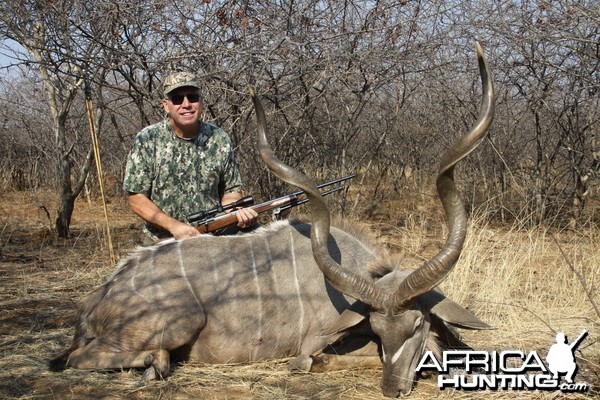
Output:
top-left (1, 189), bottom-right (598, 399)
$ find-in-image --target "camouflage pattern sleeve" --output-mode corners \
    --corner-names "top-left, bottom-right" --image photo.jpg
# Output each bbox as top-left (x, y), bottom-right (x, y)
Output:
top-left (123, 129), bottom-right (155, 196)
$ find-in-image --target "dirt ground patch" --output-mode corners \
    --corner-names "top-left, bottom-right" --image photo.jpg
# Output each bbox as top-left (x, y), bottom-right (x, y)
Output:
top-left (1, 190), bottom-right (598, 399)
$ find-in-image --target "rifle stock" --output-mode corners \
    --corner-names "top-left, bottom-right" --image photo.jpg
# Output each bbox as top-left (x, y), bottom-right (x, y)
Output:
top-left (195, 194), bottom-right (300, 234)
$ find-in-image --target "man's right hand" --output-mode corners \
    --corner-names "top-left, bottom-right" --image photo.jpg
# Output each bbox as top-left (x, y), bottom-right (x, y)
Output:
top-left (170, 222), bottom-right (201, 240)
top-left (128, 193), bottom-right (201, 240)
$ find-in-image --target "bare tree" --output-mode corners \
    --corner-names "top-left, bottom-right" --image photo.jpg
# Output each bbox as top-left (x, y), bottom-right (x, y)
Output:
top-left (0, 1), bottom-right (99, 236)
top-left (492, 1), bottom-right (599, 227)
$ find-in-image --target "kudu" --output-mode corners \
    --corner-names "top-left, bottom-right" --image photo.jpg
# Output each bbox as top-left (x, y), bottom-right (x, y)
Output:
top-left (50, 43), bottom-right (494, 397)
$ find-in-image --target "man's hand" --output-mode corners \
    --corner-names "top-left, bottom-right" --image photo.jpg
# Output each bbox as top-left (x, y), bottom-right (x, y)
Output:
top-left (128, 193), bottom-right (201, 240)
top-left (170, 221), bottom-right (201, 240)
top-left (222, 192), bottom-right (259, 229)
top-left (235, 207), bottom-right (259, 229)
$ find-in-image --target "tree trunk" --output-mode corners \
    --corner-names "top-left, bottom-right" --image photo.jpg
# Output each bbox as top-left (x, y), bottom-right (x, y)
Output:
top-left (56, 193), bottom-right (76, 238)
top-left (54, 120), bottom-right (74, 238)
top-left (53, 124), bottom-right (94, 238)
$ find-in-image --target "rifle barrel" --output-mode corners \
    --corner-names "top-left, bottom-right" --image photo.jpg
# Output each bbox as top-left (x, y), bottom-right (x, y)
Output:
top-left (277, 185), bottom-right (347, 211)
top-left (289, 174), bottom-right (355, 197)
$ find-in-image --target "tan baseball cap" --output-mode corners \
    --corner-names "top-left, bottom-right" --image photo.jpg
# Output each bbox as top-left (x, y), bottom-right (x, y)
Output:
top-left (163, 71), bottom-right (201, 96)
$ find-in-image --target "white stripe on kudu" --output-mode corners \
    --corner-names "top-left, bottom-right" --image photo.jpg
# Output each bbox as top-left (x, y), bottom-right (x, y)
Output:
top-left (177, 241), bottom-right (201, 306)
top-left (289, 228), bottom-right (305, 352)
top-left (247, 238), bottom-right (264, 360)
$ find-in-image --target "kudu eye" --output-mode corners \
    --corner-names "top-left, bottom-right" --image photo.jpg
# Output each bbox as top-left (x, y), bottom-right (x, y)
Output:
top-left (412, 316), bottom-right (423, 332)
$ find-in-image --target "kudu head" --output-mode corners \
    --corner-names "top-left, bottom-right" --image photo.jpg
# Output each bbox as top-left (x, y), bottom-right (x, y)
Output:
top-left (252, 42), bottom-right (495, 398)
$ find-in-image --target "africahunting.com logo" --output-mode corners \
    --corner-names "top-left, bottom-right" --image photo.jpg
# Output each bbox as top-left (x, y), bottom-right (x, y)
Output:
top-left (416, 330), bottom-right (590, 392)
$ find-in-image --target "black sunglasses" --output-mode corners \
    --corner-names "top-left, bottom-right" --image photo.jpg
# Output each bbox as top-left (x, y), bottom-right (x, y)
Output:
top-left (167, 93), bottom-right (201, 105)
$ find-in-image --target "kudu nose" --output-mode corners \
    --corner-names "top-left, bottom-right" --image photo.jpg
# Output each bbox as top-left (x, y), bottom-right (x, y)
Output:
top-left (381, 382), bottom-right (411, 398)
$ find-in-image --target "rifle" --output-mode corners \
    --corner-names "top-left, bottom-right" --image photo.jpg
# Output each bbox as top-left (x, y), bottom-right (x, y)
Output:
top-left (569, 330), bottom-right (588, 351)
top-left (189, 174), bottom-right (355, 234)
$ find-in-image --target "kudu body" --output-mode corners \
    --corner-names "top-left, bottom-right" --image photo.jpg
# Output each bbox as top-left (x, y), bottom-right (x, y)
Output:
top-left (50, 44), bottom-right (494, 397)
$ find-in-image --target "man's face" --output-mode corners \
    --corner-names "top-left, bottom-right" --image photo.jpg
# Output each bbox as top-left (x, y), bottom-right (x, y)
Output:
top-left (162, 87), bottom-right (202, 129)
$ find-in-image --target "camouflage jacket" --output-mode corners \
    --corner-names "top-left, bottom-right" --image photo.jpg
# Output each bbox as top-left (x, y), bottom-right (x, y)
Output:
top-left (123, 119), bottom-right (243, 238)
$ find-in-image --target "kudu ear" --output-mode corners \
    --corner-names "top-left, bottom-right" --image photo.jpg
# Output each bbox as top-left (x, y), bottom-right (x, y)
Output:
top-left (417, 289), bottom-right (494, 330)
top-left (320, 301), bottom-right (369, 336)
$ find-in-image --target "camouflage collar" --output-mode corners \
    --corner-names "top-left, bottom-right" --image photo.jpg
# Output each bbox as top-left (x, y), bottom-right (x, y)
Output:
top-left (162, 118), bottom-right (209, 146)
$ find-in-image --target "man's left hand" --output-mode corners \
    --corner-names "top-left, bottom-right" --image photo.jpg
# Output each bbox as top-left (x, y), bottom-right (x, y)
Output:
top-left (235, 207), bottom-right (259, 229)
